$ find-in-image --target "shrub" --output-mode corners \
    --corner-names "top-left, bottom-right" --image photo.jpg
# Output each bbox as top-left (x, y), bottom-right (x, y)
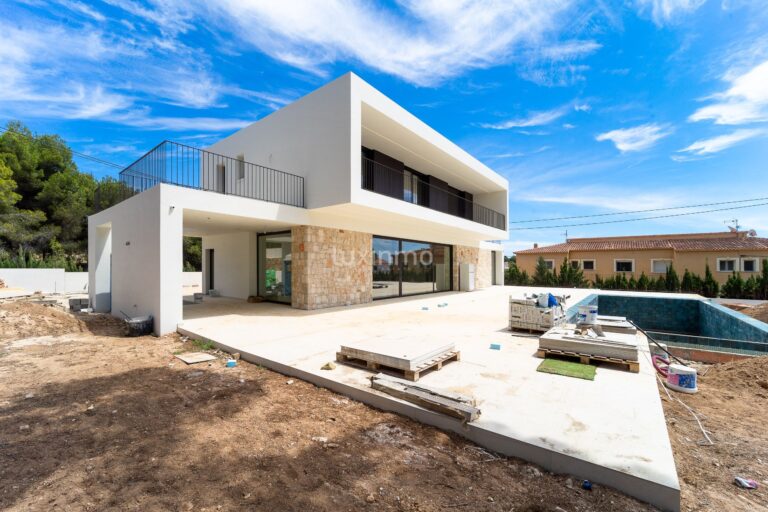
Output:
top-left (665, 264), bottom-right (680, 292)
top-left (532, 256), bottom-right (555, 286)
top-left (701, 264), bottom-right (719, 298)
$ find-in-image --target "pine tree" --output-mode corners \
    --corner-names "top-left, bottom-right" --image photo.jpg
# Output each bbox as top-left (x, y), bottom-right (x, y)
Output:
top-left (637, 272), bottom-right (650, 291)
top-left (505, 260), bottom-right (530, 285)
top-left (557, 258), bottom-right (586, 287)
top-left (665, 264), bottom-right (680, 292)
top-left (760, 259), bottom-right (768, 300)
top-left (722, 272), bottom-right (745, 299)
top-left (702, 264), bottom-right (719, 298)
top-left (533, 256), bottom-right (554, 286)
top-left (681, 269), bottom-right (694, 292)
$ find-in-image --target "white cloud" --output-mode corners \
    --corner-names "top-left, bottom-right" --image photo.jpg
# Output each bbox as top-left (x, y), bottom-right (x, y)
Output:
top-left (481, 106), bottom-right (570, 130)
top-left (55, 0), bottom-right (108, 21)
top-left (518, 40), bottom-right (600, 87)
top-left (635, 0), bottom-right (706, 26)
top-left (196, 0), bottom-right (586, 87)
top-left (689, 60), bottom-right (768, 125)
top-left (595, 123), bottom-right (672, 152)
top-left (481, 103), bottom-right (590, 130)
top-left (110, 110), bottom-right (252, 131)
top-left (678, 128), bottom-right (765, 155)
top-left (0, 15), bottom-right (284, 130)
top-left (518, 63), bottom-right (591, 87)
top-left (101, 0), bottom-right (195, 35)
top-left (519, 185), bottom-right (681, 210)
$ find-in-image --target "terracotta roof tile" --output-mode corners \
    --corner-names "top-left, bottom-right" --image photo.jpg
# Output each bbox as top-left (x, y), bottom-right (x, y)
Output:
top-left (515, 236), bottom-right (768, 255)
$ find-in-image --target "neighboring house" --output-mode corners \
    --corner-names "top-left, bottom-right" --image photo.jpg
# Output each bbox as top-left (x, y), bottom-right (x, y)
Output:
top-left (88, 73), bottom-right (508, 334)
top-left (515, 231), bottom-right (768, 284)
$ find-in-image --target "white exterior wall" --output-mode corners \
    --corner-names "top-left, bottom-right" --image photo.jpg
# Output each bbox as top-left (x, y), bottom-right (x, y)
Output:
top-left (65, 272), bottom-right (88, 293)
top-left (208, 74), bottom-right (352, 209)
top-left (182, 272), bottom-right (202, 287)
top-left (89, 74), bottom-right (512, 334)
top-left (88, 186), bottom-right (183, 334)
top-left (202, 232), bottom-right (257, 299)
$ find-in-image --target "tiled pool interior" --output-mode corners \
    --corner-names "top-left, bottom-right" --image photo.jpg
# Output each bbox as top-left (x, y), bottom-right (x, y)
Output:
top-left (567, 293), bottom-right (768, 355)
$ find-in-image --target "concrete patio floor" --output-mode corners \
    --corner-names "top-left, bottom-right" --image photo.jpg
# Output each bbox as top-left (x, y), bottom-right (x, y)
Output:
top-left (178, 286), bottom-right (680, 511)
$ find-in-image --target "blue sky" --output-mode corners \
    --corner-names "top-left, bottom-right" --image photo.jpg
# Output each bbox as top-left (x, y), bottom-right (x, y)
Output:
top-left (2, 0), bottom-right (767, 255)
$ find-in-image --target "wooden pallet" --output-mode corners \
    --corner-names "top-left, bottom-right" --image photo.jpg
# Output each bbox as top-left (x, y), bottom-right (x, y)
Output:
top-left (336, 350), bottom-right (460, 381)
top-left (510, 325), bottom-right (547, 334)
top-left (536, 348), bottom-right (639, 373)
top-left (370, 373), bottom-right (480, 422)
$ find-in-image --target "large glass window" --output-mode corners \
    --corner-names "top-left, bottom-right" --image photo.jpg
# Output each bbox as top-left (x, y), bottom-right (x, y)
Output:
top-left (258, 232), bottom-right (292, 303)
top-left (401, 241), bottom-right (433, 295)
top-left (372, 237), bottom-right (400, 299)
top-left (372, 236), bottom-right (451, 298)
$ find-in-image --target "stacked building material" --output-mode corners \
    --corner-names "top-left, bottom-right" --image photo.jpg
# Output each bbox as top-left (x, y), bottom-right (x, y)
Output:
top-left (68, 297), bottom-right (90, 312)
top-left (590, 315), bottom-right (637, 335)
top-left (539, 327), bottom-right (639, 361)
top-left (509, 296), bottom-right (566, 332)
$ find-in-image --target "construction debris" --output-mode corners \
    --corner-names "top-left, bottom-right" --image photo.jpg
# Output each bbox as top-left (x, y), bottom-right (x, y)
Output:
top-left (175, 352), bottom-right (217, 365)
top-left (370, 373), bottom-right (480, 422)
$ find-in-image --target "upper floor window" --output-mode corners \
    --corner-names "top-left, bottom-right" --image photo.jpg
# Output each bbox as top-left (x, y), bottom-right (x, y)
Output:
top-left (544, 259), bottom-right (555, 271)
top-left (717, 258), bottom-right (736, 272)
top-left (403, 169), bottom-right (418, 203)
top-left (615, 260), bottom-right (634, 272)
top-left (582, 260), bottom-right (595, 271)
top-left (651, 259), bottom-right (672, 273)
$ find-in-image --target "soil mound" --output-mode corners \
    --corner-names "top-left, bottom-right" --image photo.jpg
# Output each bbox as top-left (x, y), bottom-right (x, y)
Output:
top-left (701, 355), bottom-right (768, 393)
top-left (0, 302), bottom-right (85, 341)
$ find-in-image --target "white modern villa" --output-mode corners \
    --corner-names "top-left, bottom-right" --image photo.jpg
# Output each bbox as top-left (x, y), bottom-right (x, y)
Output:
top-left (88, 73), bottom-right (509, 334)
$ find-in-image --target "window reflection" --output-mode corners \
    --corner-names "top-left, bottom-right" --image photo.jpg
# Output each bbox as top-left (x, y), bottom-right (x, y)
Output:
top-left (372, 236), bottom-right (451, 298)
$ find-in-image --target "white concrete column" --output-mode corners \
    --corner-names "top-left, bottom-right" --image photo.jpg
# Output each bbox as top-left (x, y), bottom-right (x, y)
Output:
top-left (157, 187), bottom-right (184, 334)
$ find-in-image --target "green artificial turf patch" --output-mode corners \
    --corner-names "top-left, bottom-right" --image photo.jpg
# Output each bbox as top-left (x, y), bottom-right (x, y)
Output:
top-left (536, 358), bottom-right (596, 381)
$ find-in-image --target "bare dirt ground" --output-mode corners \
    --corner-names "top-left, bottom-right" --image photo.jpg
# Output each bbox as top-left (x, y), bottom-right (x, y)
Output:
top-left (0, 301), bottom-right (765, 511)
top-left (742, 303), bottom-right (768, 324)
top-left (662, 356), bottom-right (768, 511)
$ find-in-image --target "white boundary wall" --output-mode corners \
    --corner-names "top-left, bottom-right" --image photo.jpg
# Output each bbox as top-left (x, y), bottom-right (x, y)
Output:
top-left (0, 269), bottom-right (87, 294)
top-left (182, 272), bottom-right (202, 287)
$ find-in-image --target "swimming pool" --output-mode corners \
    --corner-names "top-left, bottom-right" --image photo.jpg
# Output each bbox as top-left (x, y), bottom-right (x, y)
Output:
top-left (567, 293), bottom-right (768, 356)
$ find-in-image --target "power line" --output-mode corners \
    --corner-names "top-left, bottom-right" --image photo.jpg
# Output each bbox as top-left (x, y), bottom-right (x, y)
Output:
top-left (509, 196), bottom-right (768, 224)
top-left (0, 126), bottom-right (125, 170)
top-left (508, 202), bottom-right (768, 231)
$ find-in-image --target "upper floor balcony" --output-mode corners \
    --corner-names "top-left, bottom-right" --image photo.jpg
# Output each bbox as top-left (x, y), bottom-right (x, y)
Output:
top-left (360, 150), bottom-right (506, 230)
top-left (95, 140), bottom-right (305, 210)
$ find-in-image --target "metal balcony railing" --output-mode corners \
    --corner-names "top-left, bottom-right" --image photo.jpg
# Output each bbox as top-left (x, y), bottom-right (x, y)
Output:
top-left (361, 156), bottom-right (506, 230)
top-left (94, 141), bottom-right (305, 210)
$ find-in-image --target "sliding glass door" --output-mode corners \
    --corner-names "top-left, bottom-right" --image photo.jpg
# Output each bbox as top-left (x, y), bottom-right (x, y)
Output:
top-left (372, 236), bottom-right (451, 298)
top-left (258, 232), bottom-right (292, 304)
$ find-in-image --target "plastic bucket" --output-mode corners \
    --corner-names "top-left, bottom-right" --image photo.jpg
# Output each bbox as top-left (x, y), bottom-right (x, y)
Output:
top-left (665, 364), bottom-right (698, 394)
top-left (577, 305), bottom-right (598, 324)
